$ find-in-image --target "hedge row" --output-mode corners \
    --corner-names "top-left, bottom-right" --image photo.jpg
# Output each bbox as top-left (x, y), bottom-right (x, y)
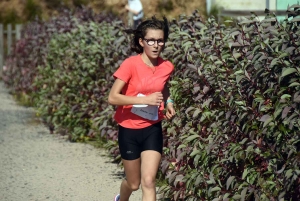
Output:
top-left (2, 5), bottom-right (300, 201)
top-left (159, 8), bottom-right (300, 200)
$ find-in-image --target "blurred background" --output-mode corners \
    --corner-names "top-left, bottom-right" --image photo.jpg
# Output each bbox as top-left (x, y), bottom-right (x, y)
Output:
top-left (0, 0), bottom-right (207, 25)
top-left (0, 0), bottom-right (296, 26)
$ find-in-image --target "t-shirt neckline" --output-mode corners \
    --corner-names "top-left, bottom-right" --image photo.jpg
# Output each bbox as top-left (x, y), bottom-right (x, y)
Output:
top-left (138, 54), bottom-right (162, 68)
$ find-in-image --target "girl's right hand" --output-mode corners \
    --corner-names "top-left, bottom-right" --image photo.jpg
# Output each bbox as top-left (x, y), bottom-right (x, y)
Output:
top-left (146, 92), bottom-right (163, 106)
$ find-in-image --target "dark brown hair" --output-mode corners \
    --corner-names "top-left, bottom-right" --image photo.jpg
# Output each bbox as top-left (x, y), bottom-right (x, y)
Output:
top-left (124, 15), bottom-right (169, 53)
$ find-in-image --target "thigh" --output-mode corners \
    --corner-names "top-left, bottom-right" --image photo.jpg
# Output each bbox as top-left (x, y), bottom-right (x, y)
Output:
top-left (141, 150), bottom-right (161, 179)
top-left (122, 158), bottom-right (141, 186)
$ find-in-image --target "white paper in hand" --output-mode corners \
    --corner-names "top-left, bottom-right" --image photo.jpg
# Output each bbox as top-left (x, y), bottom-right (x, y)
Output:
top-left (132, 93), bottom-right (148, 107)
top-left (131, 93), bottom-right (159, 120)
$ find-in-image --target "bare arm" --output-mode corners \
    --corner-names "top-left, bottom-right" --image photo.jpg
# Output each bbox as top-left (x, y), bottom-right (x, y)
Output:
top-left (108, 78), bottom-right (163, 106)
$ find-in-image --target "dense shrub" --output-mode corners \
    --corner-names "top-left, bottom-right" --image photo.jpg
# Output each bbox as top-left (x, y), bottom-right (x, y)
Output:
top-left (158, 7), bottom-right (300, 201)
top-left (2, 7), bottom-right (118, 94)
top-left (2, 7), bottom-right (130, 159)
top-left (2, 5), bottom-right (300, 201)
top-left (33, 19), bottom-right (131, 147)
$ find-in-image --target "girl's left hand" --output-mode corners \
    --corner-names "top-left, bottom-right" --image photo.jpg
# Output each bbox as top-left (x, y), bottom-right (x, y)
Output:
top-left (165, 103), bottom-right (175, 120)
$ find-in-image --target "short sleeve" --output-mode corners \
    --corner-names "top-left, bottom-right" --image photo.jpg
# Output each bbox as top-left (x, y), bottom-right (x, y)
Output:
top-left (113, 58), bottom-right (132, 83)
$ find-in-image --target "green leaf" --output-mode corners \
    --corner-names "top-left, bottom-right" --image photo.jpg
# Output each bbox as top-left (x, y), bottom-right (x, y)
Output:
top-left (226, 176), bottom-right (235, 190)
top-left (241, 187), bottom-right (248, 201)
top-left (270, 58), bottom-right (279, 67)
top-left (239, 138), bottom-right (248, 145)
top-left (185, 134), bottom-right (199, 142)
top-left (242, 168), bottom-right (248, 180)
top-left (236, 75), bottom-right (246, 83)
top-left (233, 53), bottom-right (241, 59)
top-left (235, 101), bottom-right (245, 106)
top-left (223, 193), bottom-right (230, 199)
top-left (280, 94), bottom-right (291, 99)
top-left (278, 191), bottom-right (286, 199)
top-left (285, 169), bottom-right (293, 179)
top-left (182, 41), bottom-right (193, 48)
top-left (281, 68), bottom-right (298, 78)
top-left (288, 82), bottom-right (300, 87)
top-left (233, 195), bottom-right (242, 200)
top-left (190, 149), bottom-right (201, 157)
top-left (211, 186), bottom-right (221, 192)
top-left (195, 175), bottom-right (202, 186)
top-left (193, 109), bottom-right (201, 118)
top-left (177, 144), bottom-right (187, 149)
top-left (279, 52), bottom-right (289, 59)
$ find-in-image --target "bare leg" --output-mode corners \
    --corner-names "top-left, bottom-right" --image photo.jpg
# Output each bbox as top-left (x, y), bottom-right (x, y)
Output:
top-left (140, 150), bottom-right (161, 201)
top-left (119, 158), bottom-right (141, 201)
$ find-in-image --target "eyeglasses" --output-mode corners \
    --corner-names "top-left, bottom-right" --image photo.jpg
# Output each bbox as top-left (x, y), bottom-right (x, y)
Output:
top-left (143, 38), bottom-right (165, 46)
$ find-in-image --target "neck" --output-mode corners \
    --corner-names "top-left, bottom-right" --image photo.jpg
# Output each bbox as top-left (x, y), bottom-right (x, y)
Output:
top-left (141, 53), bottom-right (158, 67)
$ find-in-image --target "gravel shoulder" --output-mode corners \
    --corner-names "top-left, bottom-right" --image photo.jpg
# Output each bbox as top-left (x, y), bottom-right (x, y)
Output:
top-left (0, 81), bottom-right (142, 201)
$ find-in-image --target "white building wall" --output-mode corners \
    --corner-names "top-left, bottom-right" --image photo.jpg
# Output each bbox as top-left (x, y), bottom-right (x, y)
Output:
top-left (207, 0), bottom-right (277, 13)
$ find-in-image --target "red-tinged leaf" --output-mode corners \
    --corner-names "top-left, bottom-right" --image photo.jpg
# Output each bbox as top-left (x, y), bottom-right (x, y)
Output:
top-left (185, 106), bottom-right (195, 114)
top-left (203, 85), bottom-right (210, 94)
top-left (168, 171), bottom-right (177, 184)
top-left (245, 70), bottom-right (250, 79)
top-left (259, 114), bottom-right (270, 122)
top-left (161, 160), bottom-right (170, 174)
top-left (293, 92), bottom-right (300, 103)
top-left (226, 111), bottom-right (232, 119)
top-left (282, 106), bottom-right (291, 119)
top-left (175, 174), bottom-right (184, 183)
top-left (193, 86), bottom-right (200, 93)
top-left (174, 190), bottom-right (181, 201)
top-left (187, 64), bottom-right (197, 71)
top-left (285, 46), bottom-right (296, 54)
top-left (193, 108), bottom-right (201, 118)
top-left (276, 165), bottom-right (286, 174)
top-left (195, 94), bottom-right (204, 101)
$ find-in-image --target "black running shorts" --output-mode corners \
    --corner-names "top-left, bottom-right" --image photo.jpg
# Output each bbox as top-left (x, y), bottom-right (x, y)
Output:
top-left (118, 122), bottom-right (163, 160)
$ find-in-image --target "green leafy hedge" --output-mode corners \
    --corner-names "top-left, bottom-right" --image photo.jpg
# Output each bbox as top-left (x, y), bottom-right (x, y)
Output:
top-left (159, 8), bottom-right (300, 201)
top-left (2, 6), bottom-right (300, 201)
top-left (33, 20), bottom-right (123, 141)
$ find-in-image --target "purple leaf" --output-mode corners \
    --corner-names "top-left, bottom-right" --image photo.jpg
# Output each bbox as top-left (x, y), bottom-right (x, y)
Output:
top-left (259, 114), bottom-right (270, 122)
top-left (282, 106), bottom-right (291, 119)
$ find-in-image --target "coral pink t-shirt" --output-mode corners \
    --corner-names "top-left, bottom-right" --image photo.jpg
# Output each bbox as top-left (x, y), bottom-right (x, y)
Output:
top-left (113, 54), bottom-right (174, 129)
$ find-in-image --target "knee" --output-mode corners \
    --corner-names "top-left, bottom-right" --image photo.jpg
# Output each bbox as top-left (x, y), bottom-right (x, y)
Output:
top-left (127, 181), bottom-right (140, 191)
top-left (141, 176), bottom-right (156, 189)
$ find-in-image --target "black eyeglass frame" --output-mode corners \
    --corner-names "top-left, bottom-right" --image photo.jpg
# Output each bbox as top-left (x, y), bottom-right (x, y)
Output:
top-left (143, 38), bottom-right (165, 46)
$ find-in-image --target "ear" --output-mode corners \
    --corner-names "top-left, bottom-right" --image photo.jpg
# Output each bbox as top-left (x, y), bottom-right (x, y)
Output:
top-left (139, 38), bottom-right (144, 47)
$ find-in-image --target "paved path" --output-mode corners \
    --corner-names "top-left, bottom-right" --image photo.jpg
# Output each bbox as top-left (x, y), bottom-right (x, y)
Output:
top-left (0, 81), bottom-right (142, 201)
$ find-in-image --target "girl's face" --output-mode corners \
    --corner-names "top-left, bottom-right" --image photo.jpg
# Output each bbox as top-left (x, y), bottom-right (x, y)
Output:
top-left (139, 29), bottom-right (165, 60)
